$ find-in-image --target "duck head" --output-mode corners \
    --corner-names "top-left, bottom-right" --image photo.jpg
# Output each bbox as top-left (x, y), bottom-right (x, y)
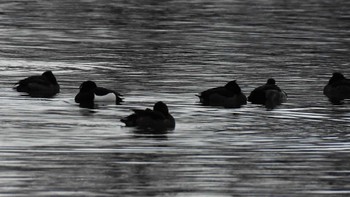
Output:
top-left (328, 72), bottom-right (345, 85)
top-left (266, 78), bottom-right (276, 85)
top-left (42, 71), bottom-right (58, 85)
top-left (225, 80), bottom-right (242, 94)
top-left (79, 81), bottom-right (97, 92)
top-left (153, 101), bottom-right (169, 115)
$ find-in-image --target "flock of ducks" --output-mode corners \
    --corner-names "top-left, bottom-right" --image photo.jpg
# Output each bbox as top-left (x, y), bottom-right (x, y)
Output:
top-left (13, 71), bottom-right (350, 132)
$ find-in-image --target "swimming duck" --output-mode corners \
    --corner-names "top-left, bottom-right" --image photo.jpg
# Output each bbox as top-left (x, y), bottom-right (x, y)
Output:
top-left (121, 101), bottom-right (175, 132)
top-left (248, 78), bottom-right (287, 109)
top-left (14, 70), bottom-right (60, 98)
top-left (197, 80), bottom-right (247, 108)
top-left (323, 72), bottom-right (350, 104)
top-left (75, 80), bottom-right (123, 108)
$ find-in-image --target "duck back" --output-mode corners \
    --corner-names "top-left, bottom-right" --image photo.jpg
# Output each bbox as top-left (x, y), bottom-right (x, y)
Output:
top-left (248, 79), bottom-right (286, 108)
top-left (15, 71), bottom-right (60, 98)
top-left (198, 80), bottom-right (246, 108)
top-left (95, 87), bottom-right (123, 104)
top-left (121, 102), bottom-right (175, 132)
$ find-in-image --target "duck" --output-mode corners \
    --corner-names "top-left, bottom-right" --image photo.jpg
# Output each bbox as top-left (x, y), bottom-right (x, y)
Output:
top-left (14, 70), bottom-right (60, 98)
top-left (323, 72), bottom-right (350, 104)
top-left (248, 78), bottom-right (287, 109)
top-left (197, 80), bottom-right (247, 108)
top-left (121, 101), bottom-right (175, 132)
top-left (75, 80), bottom-right (123, 108)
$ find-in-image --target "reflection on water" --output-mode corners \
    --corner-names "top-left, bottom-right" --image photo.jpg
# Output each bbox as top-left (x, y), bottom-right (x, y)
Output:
top-left (0, 0), bottom-right (350, 196)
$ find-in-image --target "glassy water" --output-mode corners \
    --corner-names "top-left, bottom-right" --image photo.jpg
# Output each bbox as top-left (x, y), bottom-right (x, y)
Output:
top-left (0, 0), bottom-right (350, 196)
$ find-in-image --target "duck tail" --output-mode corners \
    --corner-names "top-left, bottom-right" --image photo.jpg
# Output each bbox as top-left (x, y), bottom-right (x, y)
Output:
top-left (282, 90), bottom-right (288, 97)
top-left (116, 96), bottom-right (124, 104)
top-left (120, 114), bottom-right (137, 127)
top-left (120, 117), bottom-right (127, 123)
top-left (13, 83), bottom-right (18, 89)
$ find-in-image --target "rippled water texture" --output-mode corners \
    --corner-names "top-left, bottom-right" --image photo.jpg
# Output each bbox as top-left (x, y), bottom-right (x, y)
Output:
top-left (0, 0), bottom-right (350, 196)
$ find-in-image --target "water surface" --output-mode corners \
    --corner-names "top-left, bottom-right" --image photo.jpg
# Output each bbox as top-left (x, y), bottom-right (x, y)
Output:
top-left (0, 0), bottom-right (350, 196)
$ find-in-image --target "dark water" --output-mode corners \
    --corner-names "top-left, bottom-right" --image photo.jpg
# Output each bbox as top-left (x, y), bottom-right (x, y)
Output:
top-left (0, 0), bottom-right (350, 196)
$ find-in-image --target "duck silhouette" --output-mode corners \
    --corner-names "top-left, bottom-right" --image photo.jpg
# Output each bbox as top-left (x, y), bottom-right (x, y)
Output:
top-left (75, 80), bottom-right (123, 108)
top-left (14, 71), bottom-right (60, 98)
top-left (121, 101), bottom-right (175, 132)
top-left (323, 72), bottom-right (350, 104)
top-left (197, 80), bottom-right (247, 108)
top-left (248, 78), bottom-right (287, 109)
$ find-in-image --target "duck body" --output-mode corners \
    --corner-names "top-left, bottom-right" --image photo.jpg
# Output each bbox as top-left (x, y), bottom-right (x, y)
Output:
top-left (248, 78), bottom-right (287, 109)
top-left (15, 71), bottom-right (60, 98)
top-left (75, 81), bottom-right (123, 108)
top-left (323, 72), bottom-right (350, 104)
top-left (121, 101), bottom-right (175, 132)
top-left (265, 89), bottom-right (287, 109)
top-left (197, 80), bottom-right (247, 108)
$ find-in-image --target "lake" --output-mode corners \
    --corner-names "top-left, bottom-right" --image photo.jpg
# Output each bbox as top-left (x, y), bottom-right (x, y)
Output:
top-left (0, 0), bottom-right (350, 196)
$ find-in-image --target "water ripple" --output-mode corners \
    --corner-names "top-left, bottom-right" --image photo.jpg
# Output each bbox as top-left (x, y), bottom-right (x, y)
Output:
top-left (0, 0), bottom-right (350, 196)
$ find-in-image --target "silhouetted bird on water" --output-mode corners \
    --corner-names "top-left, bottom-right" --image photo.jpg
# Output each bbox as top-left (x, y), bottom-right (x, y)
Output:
top-left (75, 80), bottom-right (123, 108)
top-left (248, 78), bottom-right (287, 109)
top-left (121, 101), bottom-right (175, 133)
top-left (324, 72), bottom-right (350, 104)
top-left (14, 70), bottom-right (60, 98)
top-left (197, 80), bottom-right (247, 108)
